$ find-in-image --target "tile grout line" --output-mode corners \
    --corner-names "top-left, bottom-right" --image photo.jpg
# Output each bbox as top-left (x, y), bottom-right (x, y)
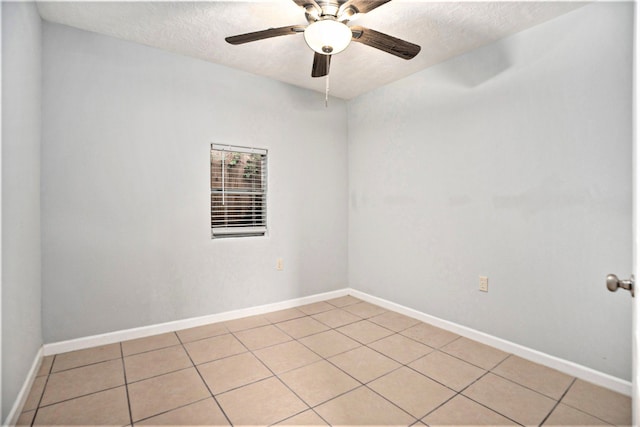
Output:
top-left (451, 370), bottom-right (525, 426)
top-left (124, 365), bottom-right (194, 386)
top-left (175, 331), bottom-right (234, 426)
top-left (557, 404), bottom-right (616, 426)
top-left (227, 327), bottom-right (328, 425)
top-left (488, 368), bottom-right (576, 403)
top-left (192, 322), bottom-right (349, 402)
top-left (358, 384), bottom-right (420, 425)
top-left (174, 301), bottom-right (371, 366)
top-left (266, 315), bottom-right (363, 426)
top-left (33, 383), bottom-right (127, 410)
top-left (263, 306), bottom-right (307, 321)
top-left (273, 307), bottom-right (366, 345)
top-left (47, 356), bottom-right (56, 376)
top-left (207, 375), bottom-right (278, 400)
top-left (45, 355), bottom-right (123, 375)
top-left (29, 354), bottom-right (57, 426)
top-left (347, 333), bottom-right (465, 424)
top-left (273, 319), bottom-right (348, 343)
top-left (479, 354), bottom-right (578, 403)
top-left (122, 342), bottom-right (186, 358)
top-left (131, 396), bottom-right (212, 425)
top-left (281, 351), bottom-right (363, 410)
top-left (248, 354), bottom-right (322, 425)
top-left (228, 306), bottom-right (418, 425)
top-left (538, 377), bottom-right (577, 426)
top-left (401, 360), bottom-right (468, 395)
top-left (119, 343), bottom-right (134, 427)
top-left (312, 383), bottom-right (415, 422)
top-left (316, 320), bottom-right (478, 413)
top-left (392, 329), bottom-right (533, 384)
top-left (181, 316), bottom-right (365, 366)
top-left (179, 331), bottom-right (230, 345)
top-left (380, 340), bottom-right (520, 420)
top-left (411, 365), bottom-right (504, 424)
top-left (270, 407), bottom-right (330, 427)
top-left (247, 319), bottom-right (350, 424)
top-left (414, 392), bottom-right (459, 424)
top-left (275, 316), bottom-right (422, 425)
top-left (547, 377), bottom-right (627, 424)
top-left (267, 306), bottom-right (463, 423)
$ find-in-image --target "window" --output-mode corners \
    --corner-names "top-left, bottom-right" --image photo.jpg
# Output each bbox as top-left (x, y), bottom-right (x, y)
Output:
top-left (210, 144), bottom-right (267, 238)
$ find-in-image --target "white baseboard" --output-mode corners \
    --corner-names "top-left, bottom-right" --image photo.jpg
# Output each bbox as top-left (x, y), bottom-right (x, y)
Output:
top-left (3, 347), bottom-right (43, 427)
top-left (43, 288), bottom-right (349, 356)
top-left (41, 286), bottom-right (631, 397)
top-left (347, 288), bottom-right (632, 396)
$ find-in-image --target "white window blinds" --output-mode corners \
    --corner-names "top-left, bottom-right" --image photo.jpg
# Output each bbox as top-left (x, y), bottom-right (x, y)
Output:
top-left (210, 144), bottom-right (267, 238)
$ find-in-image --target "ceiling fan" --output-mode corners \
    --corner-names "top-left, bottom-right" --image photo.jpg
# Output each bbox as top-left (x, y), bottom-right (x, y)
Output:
top-left (225, 0), bottom-right (421, 78)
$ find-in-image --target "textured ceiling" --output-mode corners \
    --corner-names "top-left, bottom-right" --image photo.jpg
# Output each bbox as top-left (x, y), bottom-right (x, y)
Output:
top-left (37, 1), bottom-right (586, 99)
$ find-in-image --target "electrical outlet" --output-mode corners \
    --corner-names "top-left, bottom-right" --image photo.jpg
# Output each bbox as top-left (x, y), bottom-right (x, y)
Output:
top-left (479, 276), bottom-right (488, 292)
top-left (276, 258), bottom-right (284, 271)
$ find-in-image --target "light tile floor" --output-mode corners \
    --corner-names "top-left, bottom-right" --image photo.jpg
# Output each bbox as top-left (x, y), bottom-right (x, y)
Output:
top-left (17, 296), bottom-right (631, 426)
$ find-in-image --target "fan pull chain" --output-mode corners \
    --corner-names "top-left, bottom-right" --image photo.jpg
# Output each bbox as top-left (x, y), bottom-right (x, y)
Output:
top-left (325, 74), bottom-right (329, 108)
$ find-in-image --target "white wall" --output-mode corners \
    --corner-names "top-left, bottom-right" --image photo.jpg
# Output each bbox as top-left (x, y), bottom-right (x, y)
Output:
top-left (348, 2), bottom-right (633, 380)
top-left (41, 23), bottom-right (348, 343)
top-left (1, 2), bottom-right (43, 420)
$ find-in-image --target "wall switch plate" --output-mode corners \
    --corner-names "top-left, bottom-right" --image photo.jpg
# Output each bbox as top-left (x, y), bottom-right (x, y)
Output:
top-left (276, 258), bottom-right (284, 271)
top-left (479, 276), bottom-right (489, 292)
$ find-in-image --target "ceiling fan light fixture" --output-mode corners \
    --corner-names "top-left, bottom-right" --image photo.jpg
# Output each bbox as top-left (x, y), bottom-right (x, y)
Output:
top-left (303, 19), bottom-right (352, 55)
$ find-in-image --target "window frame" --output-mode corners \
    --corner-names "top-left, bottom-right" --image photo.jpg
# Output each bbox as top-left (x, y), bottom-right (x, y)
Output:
top-left (210, 143), bottom-right (268, 239)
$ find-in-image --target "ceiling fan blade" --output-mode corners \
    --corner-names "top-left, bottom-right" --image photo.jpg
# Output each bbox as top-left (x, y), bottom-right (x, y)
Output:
top-left (312, 52), bottom-right (331, 78)
top-left (339, 0), bottom-right (390, 15)
top-left (350, 26), bottom-right (421, 60)
top-left (225, 25), bottom-right (305, 45)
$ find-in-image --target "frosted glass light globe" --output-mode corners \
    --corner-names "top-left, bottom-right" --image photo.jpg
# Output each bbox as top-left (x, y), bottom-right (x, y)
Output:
top-left (304, 20), bottom-right (352, 55)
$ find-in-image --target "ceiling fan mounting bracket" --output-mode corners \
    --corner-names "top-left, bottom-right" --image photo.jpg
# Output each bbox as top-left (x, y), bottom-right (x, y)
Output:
top-left (301, 1), bottom-right (321, 14)
top-left (338, 6), bottom-right (357, 22)
top-left (304, 5), bottom-right (320, 22)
